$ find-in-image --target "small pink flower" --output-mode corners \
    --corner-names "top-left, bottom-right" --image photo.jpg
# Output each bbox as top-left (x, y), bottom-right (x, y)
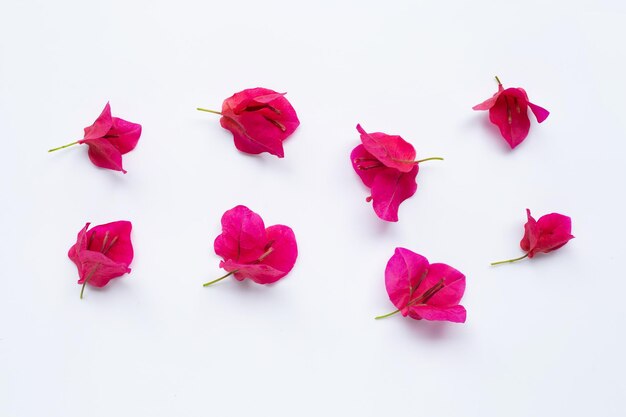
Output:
top-left (68, 221), bottom-right (134, 299)
top-left (203, 205), bottom-right (298, 287)
top-left (473, 76), bottom-right (549, 149)
top-left (491, 209), bottom-right (574, 265)
top-left (197, 87), bottom-right (300, 158)
top-left (376, 248), bottom-right (467, 323)
top-left (48, 103), bottom-right (141, 173)
top-left (351, 124), bottom-right (443, 222)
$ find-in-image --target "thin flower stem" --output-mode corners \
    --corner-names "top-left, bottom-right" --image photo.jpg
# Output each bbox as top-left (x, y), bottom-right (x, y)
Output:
top-left (48, 141), bottom-right (79, 153)
top-left (415, 157), bottom-right (444, 163)
top-left (196, 108), bottom-right (222, 115)
top-left (375, 309), bottom-right (401, 320)
top-left (490, 253), bottom-right (529, 266)
top-left (79, 265), bottom-right (100, 300)
top-left (495, 75), bottom-right (502, 85)
top-left (203, 270), bottom-right (236, 287)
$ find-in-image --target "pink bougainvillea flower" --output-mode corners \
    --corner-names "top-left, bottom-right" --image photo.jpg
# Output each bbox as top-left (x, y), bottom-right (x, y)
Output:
top-left (68, 221), bottom-right (134, 299)
top-left (48, 102), bottom-right (142, 173)
top-left (491, 209), bottom-right (574, 265)
top-left (197, 87), bottom-right (300, 158)
top-left (203, 205), bottom-right (298, 287)
top-left (350, 124), bottom-right (443, 222)
top-left (376, 248), bottom-right (466, 323)
top-left (473, 76), bottom-right (549, 149)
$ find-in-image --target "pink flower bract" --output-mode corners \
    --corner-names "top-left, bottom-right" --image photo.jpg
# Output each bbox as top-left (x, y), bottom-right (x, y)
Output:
top-left (379, 248), bottom-right (466, 323)
top-left (491, 209), bottom-right (574, 265)
top-left (48, 103), bottom-right (141, 173)
top-left (68, 221), bottom-right (133, 297)
top-left (351, 124), bottom-right (439, 222)
top-left (473, 78), bottom-right (549, 149)
top-left (212, 205), bottom-right (298, 285)
top-left (212, 87), bottom-right (300, 158)
top-left (521, 209), bottom-right (574, 258)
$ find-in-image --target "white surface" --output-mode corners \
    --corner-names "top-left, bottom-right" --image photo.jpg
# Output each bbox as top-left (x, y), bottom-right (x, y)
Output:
top-left (1, 1), bottom-right (625, 416)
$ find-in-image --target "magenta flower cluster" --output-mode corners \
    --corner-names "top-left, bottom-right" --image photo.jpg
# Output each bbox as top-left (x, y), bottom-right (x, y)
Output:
top-left (50, 81), bottom-right (573, 327)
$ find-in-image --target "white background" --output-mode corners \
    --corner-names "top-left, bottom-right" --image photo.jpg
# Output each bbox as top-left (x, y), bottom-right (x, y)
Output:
top-left (1, 1), bottom-right (625, 416)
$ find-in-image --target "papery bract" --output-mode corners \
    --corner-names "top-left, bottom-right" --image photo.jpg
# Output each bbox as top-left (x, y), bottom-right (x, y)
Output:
top-left (491, 209), bottom-right (574, 265)
top-left (473, 77), bottom-right (549, 149)
top-left (205, 205), bottom-right (298, 286)
top-left (68, 221), bottom-right (134, 298)
top-left (377, 247), bottom-right (466, 323)
top-left (350, 124), bottom-right (441, 222)
top-left (198, 87), bottom-right (300, 158)
top-left (48, 103), bottom-right (142, 173)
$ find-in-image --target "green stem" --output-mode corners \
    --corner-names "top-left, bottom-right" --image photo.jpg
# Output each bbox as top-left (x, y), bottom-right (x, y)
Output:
top-left (79, 265), bottom-right (100, 300)
top-left (490, 253), bottom-right (529, 266)
top-left (375, 309), bottom-right (401, 320)
top-left (495, 75), bottom-right (502, 86)
top-left (203, 270), bottom-right (236, 287)
top-left (415, 157), bottom-right (444, 163)
top-left (196, 108), bottom-right (222, 115)
top-left (48, 141), bottom-right (79, 153)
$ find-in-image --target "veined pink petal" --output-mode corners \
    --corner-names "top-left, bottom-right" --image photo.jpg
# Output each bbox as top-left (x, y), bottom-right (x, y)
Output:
top-left (106, 117), bottom-right (142, 154)
top-left (220, 260), bottom-right (287, 284)
top-left (81, 137), bottom-right (127, 173)
top-left (220, 110), bottom-right (286, 157)
top-left (262, 225), bottom-right (298, 275)
top-left (414, 263), bottom-right (465, 307)
top-left (409, 305), bottom-right (467, 323)
top-left (350, 145), bottom-right (386, 188)
top-left (74, 251), bottom-right (131, 287)
top-left (489, 88), bottom-right (531, 148)
top-left (385, 247), bottom-right (430, 316)
top-left (520, 209), bottom-right (539, 255)
top-left (86, 221), bottom-right (133, 266)
top-left (83, 102), bottom-right (113, 140)
top-left (356, 124), bottom-right (416, 173)
top-left (214, 205), bottom-right (267, 264)
top-left (472, 84), bottom-right (504, 111)
top-left (370, 165), bottom-right (418, 222)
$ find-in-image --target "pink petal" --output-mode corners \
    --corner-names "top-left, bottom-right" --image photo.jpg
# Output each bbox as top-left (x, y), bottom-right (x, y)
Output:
top-left (81, 137), bottom-right (127, 173)
top-left (384, 248), bottom-right (430, 315)
top-left (517, 88), bottom-right (550, 123)
top-left (226, 88), bottom-right (283, 113)
top-left (528, 102), bottom-right (550, 123)
top-left (534, 213), bottom-right (574, 254)
top-left (472, 84), bottom-right (504, 111)
top-left (409, 305), bottom-right (467, 323)
top-left (220, 111), bottom-right (286, 157)
top-left (350, 145), bottom-right (385, 188)
top-left (356, 124), bottom-right (416, 173)
top-left (220, 260), bottom-right (287, 285)
top-left (214, 205), bottom-right (267, 264)
top-left (370, 165), bottom-right (418, 222)
top-left (414, 263), bottom-right (465, 307)
top-left (86, 221), bottom-right (134, 266)
top-left (106, 117), bottom-right (142, 154)
top-left (83, 102), bottom-right (113, 140)
top-left (488, 88), bottom-right (531, 148)
top-left (220, 88), bottom-right (300, 158)
top-left (520, 209), bottom-right (539, 256)
top-left (75, 251), bottom-right (131, 287)
top-left (262, 225), bottom-right (298, 276)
